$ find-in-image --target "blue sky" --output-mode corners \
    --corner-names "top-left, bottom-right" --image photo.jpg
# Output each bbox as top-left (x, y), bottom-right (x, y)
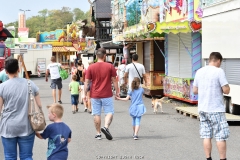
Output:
top-left (0, 0), bottom-right (90, 24)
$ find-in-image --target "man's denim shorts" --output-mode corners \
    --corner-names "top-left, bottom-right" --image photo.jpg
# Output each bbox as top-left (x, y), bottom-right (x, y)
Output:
top-left (91, 97), bottom-right (114, 116)
top-left (50, 77), bottom-right (62, 89)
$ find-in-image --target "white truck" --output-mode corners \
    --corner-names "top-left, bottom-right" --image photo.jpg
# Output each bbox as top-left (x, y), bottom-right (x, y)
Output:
top-left (14, 43), bottom-right (52, 77)
top-left (202, 0), bottom-right (240, 114)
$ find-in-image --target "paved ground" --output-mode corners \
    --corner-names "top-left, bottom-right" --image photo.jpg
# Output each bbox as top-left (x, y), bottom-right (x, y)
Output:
top-left (1, 77), bottom-right (240, 160)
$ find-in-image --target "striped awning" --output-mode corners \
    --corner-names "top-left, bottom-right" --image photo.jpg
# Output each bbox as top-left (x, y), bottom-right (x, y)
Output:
top-left (65, 47), bottom-right (77, 52)
top-left (52, 47), bottom-right (68, 52)
top-left (52, 46), bottom-right (77, 52)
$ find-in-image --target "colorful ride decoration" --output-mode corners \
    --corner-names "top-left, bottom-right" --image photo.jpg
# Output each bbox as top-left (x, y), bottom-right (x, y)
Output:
top-left (158, 0), bottom-right (202, 34)
top-left (123, 0), bottom-right (165, 41)
top-left (37, 22), bottom-right (89, 51)
top-left (141, 0), bottom-right (160, 23)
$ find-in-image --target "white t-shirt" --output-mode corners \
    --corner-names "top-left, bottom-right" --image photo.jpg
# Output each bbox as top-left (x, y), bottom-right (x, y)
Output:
top-left (125, 63), bottom-right (146, 88)
top-left (118, 64), bottom-right (126, 78)
top-left (118, 64), bottom-right (126, 84)
top-left (193, 65), bottom-right (228, 112)
top-left (47, 63), bottom-right (61, 79)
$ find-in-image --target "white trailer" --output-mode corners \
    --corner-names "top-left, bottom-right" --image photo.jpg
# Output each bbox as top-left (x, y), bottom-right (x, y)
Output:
top-left (14, 43), bottom-right (52, 77)
top-left (202, 0), bottom-right (240, 114)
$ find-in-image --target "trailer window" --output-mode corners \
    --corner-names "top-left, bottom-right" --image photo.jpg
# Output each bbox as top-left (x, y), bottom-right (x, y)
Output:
top-left (0, 48), bottom-right (4, 57)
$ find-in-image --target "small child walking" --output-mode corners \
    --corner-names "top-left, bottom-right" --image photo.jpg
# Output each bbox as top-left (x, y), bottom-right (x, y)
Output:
top-left (36, 104), bottom-right (72, 160)
top-left (69, 75), bottom-right (81, 113)
top-left (116, 77), bottom-right (146, 140)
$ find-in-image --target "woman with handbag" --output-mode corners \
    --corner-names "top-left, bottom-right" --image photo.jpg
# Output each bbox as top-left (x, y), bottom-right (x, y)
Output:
top-left (0, 58), bottom-right (43, 160)
top-left (74, 59), bottom-right (86, 112)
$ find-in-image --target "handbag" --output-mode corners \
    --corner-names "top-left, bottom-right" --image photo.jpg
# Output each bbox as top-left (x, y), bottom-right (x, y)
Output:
top-left (132, 63), bottom-right (144, 84)
top-left (59, 67), bottom-right (68, 80)
top-left (28, 80), bottom-right (46, 131)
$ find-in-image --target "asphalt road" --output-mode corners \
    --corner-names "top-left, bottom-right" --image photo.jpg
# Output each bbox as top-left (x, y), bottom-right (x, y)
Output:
top-left (1, 77), bottom-right (240, 160)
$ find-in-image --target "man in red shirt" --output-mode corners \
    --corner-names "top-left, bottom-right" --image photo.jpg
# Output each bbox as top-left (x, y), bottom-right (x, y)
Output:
top-left (84, 48), bottom-right (119, 140)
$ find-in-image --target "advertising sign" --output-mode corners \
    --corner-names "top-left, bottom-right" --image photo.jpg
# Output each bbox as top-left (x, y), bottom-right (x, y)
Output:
top-left (18, 28), bottom-right (29, 42)
top-left (39, 29), bottom-right (64, 42)
top-left (164, 76), bottom-right (198, 102)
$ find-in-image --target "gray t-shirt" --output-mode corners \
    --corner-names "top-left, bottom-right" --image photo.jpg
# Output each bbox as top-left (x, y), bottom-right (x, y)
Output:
top-left (193, 65), bottom-right (228, 112)
top-left (0, 78), bottom-right (39, 138)
top-left (125, 63), bottom-right (146, 88)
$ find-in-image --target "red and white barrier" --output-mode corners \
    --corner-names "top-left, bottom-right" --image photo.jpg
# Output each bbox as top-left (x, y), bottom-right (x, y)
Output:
top-left (37, 65), bottom-right (41, 77)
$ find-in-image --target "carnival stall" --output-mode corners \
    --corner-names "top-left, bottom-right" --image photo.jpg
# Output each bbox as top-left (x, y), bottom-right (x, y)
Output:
top-left (122, 0), bottom-right (166, 96)
top-left (157, 0), bottom-right (203, 104)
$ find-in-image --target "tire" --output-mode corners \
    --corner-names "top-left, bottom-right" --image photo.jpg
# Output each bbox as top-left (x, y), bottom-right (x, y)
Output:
top-left (224, 97), bottom-right (229, 113)
top-left (229, 99), bottom-right (240, 115)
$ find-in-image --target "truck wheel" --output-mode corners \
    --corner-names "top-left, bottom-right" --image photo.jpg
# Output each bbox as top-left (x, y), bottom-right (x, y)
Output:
top-left (229, 99), bottom-right (240, 115)
top-left (224, 97), bottom-right (229, 113)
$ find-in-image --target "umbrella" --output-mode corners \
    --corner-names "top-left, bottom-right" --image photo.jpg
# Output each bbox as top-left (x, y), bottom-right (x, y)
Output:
top-left (0, 21), bottom-right (14, 41)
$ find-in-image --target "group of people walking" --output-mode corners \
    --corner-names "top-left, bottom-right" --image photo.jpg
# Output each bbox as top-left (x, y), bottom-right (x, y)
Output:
top-left (0, 48), bottom-right (231, 160)
top-left (69, 59), bottom-right (93, 114)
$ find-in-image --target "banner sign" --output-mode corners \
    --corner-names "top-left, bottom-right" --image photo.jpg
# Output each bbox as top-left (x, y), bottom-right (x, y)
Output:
top-left (18, 28), bottom-right (29, 42)
top-left (20, 43), bottom-right (52, 50)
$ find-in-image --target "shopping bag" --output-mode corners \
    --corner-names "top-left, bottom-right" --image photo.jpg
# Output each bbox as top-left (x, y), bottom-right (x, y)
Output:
top-left (59, 68), bottom-right (69, 80)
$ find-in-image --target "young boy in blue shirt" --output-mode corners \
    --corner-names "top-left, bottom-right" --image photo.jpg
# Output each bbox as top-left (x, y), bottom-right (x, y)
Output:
top-left (36, 104), bottom-right (72, 160)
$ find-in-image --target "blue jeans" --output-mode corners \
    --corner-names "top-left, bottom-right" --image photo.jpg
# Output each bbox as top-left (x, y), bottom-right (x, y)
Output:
top-left (71, 94), bottom-right (79, 105)
top-left (1, 132), bottom-right (35, 160)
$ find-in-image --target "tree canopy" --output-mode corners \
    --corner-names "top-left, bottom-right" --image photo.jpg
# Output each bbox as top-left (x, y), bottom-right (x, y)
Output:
top-left (5, 7), bottom-right (90, 38)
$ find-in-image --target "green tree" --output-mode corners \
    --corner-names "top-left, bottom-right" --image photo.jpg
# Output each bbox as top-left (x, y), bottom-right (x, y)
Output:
top-left (26, 16), bottom-right (43, 38)
top-left (38, 9), bottom-right (48, 31)
top-left (73, 8), bottom-right (85, 21)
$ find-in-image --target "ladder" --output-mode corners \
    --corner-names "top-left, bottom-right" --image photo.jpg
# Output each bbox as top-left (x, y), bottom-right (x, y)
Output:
top-left (113, 53), bottom-right (124, 66)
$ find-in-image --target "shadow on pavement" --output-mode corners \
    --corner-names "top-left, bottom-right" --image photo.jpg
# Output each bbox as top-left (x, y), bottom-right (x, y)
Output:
top-left (113, 135), bottom-right (176, 140)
